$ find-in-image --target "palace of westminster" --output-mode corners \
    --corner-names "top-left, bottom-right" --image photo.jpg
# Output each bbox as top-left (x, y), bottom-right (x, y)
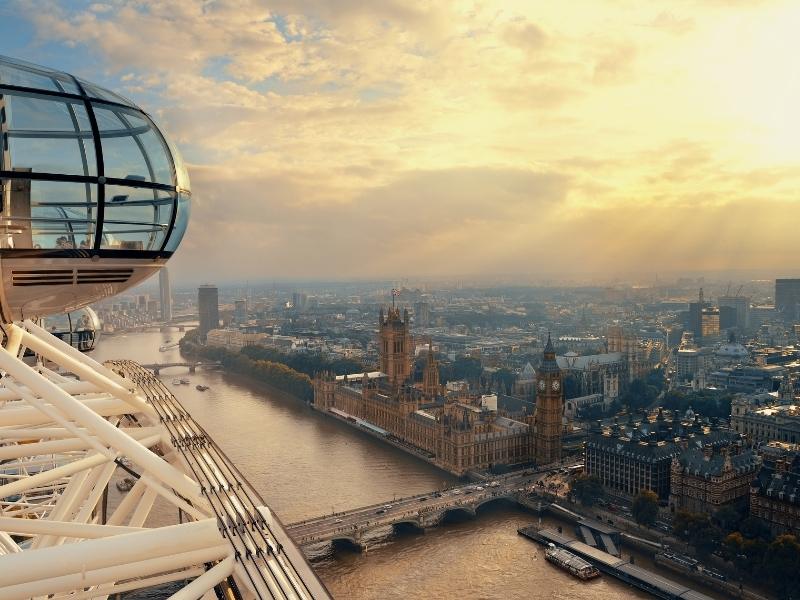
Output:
top-left (314, 305), bottom-right (569, 475)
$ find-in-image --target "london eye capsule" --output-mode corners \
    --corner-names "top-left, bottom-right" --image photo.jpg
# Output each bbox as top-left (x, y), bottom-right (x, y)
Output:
top-left (43, 306), bottom-right (101, 352)
top-left (0, 55), bottom-right (190, 321)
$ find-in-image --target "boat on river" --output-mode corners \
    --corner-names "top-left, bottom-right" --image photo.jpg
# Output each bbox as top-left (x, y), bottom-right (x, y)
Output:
top-left (544, 543), bottom-right (600, 580)
top-left (196, 385), bottom-right (209, 391)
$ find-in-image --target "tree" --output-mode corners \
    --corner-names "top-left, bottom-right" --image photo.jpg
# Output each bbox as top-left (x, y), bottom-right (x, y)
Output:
top-left (740, 516), bottom-right (772, 541)
top-left (632, 490), bottom-right (659, 525)
top-left (763, 535), bottom-right (800, 599)
top-left (673, 511), bottom-right (722, 558)
top-left (570, 474), bottom-right (604, 506)
top-left (714, 504), bottom-right (745, 535)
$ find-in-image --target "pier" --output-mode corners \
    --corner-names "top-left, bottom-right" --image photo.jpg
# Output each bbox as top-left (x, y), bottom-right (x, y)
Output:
top-left (518, 526), bottom-right (714, 600)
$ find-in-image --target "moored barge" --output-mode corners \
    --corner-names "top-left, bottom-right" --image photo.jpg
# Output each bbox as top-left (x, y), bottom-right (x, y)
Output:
top-left (545, 543), bottom-right (600, 580)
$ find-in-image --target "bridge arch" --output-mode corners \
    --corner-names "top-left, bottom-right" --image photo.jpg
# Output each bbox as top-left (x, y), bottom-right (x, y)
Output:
top-left (392, 520), bottom-right (424, 535)
top-left (330, 537), bottom-right (363, 553)
top-left (440, 505), bottom-right (476, 522)
top-left (474, 494), bottom-right (516, 512)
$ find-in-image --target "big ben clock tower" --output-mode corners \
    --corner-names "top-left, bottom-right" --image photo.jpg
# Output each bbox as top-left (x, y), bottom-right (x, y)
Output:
top-left (533, 333), bottom-right (564, 465)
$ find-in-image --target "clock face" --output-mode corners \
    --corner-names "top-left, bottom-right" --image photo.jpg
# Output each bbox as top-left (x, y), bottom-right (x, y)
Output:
top-left (551, 380), bottom-right (561, 392)
top-left (538, 380), bottom-right (546, 391)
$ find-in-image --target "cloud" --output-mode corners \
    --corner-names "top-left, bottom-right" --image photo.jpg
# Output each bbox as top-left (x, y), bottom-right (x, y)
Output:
top-left (8, 0), bottom-right (800, 283)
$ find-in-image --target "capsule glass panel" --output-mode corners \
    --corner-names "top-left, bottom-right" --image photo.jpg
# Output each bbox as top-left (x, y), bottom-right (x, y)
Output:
top-left (1, 92), bottom-right (97, 177)
top-left (101, 184), bottom-right (172, 250)
top-left (0, 179), bottom-right (96, 249)
top-left (0, 58), bottom-right (80, 94)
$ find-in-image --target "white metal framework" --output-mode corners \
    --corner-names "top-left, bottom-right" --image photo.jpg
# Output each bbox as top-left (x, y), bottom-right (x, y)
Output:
top-left (0, 319), bottom-right (329, 599)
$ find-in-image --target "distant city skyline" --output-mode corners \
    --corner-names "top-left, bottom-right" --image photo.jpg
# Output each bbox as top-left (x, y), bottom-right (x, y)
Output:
top-left (4, 2), bottom-right (798, 282)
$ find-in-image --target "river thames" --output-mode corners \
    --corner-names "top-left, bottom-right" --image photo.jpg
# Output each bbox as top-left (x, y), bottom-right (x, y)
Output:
top-left (94, 329), bottom-right (719, 600)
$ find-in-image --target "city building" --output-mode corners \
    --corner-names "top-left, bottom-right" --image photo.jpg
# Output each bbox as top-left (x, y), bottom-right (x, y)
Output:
top-left (378, 306), bottom-right (413, 387)
top-left (707, 364), bottom-right (785, 393)
top-left (532, 334), bottom-right (564, 465)
top-left (731, 392), bottom-right (800, 444)
top-left (234, 299), bottom-right (247, 323)
top-left (414, 300), bottom-right (432, 328)
top-left (312, 308), bottom-right (565, 475)
top-left (669, 443), bottom-right (758, 515)
top-left (159, 267), bottom-right (172, 322)
top-left (718, 295), bottom-right (750, 331)
top-left (206, 328), bottom-right (270, 350)
top-left (701, 306), bottom-right (720, 341)
top-left (776, 278), bottom-right (800, 322)
top-left (557, 352), bottom-right (623, 400)
top-left (585, 413), bottom-right (741, 502)
top-left (676, 346), bottom-right (714, 385)
top-left (750, 444), bottom-right (800, 537)
top-left (563, 393), bottom-right (604, 420)
top-left (198, 284), bottom-right (220, 340)
top-left (291, 292), bottom-right (308, 311)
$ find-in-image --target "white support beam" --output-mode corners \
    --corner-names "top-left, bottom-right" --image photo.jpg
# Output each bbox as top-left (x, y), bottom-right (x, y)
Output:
top-left (48, 567), bottom-right (206, 600)
top-left (0, 517), bottom-right (142, 539)
top-left (167, 554), bottom-right (235, 600)
top-left (0, 397), bottom-right (133, 428)
top-left (0, 545), bottom-right (230, 600)
top-left (0, 452), bottom-right (108, 499)
top-left (0, 426), bottom-right (160, 460)
top-left (18, 322), bottom-right (150, 415)
top-left (0, 348), bottom-right (205, 507)
top-left (23, 320), bottom-right (130, 389)
top-left (0, 518), bottom-right (223, 588)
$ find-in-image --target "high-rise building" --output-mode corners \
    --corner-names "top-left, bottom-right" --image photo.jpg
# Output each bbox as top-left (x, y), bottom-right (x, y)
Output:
top-left (701, 306), bottom-right (720, 339)
top-left (687, 289), bottom-right (705, 339)
top-left (198, 284), bottom-right (219, 340)
top-left (159, 267), bottom-right (172, 322)
top-left (234, 299), bottom-right (247, 323)
top-left (719, 295), bottom-right (750, 330)
top-left (291, 292), bottom-right (308, 311)
top-left (533, 334), bottom-right (563, 465)
top-left (776, 279), bottom-right (800, 322)
top-left (414, 300), bottom-right (431, 328)
top-left (378, 306), bottom-right (413, 387)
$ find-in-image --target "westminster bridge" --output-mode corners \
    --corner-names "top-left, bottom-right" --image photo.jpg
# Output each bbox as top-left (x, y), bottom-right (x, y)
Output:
top-left (141, 361), bottom-right (221, 375)
top-left (286, 470), bottom-right (562, 551)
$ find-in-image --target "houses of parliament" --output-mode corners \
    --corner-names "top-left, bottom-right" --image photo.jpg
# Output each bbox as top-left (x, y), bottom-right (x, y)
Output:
top-left (313, 306), bottom-right (564, 475)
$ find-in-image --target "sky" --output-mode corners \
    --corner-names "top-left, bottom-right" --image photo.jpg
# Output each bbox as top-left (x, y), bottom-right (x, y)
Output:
top-left (2, 0), bottom-right (799, 284)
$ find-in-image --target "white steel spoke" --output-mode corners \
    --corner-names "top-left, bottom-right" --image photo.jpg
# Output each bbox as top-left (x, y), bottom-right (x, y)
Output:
top-left (0, 322), bottom-right (329, 599)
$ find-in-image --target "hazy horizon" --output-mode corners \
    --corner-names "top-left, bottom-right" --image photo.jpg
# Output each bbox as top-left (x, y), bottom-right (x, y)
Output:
top-left (4, 1), bottom-right (799, 284)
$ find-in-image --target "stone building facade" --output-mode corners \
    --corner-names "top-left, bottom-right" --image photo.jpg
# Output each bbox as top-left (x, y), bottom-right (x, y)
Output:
top-left (731, 394), bottom-right (800, 444)
top-left (585, 414), bottom-right (743, 502)
top-left (750, 445), bottom-right (800, 537)
top-left (532, 334), bottom-right (563, 465)
top-left (669, 444), bottom-right (758, 514)
top-left (313, 308), bottom-right (563, 475)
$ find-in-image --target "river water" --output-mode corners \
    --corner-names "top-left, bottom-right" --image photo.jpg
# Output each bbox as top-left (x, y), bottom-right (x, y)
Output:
top-left (93, 330), bottom-right (720, 600)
